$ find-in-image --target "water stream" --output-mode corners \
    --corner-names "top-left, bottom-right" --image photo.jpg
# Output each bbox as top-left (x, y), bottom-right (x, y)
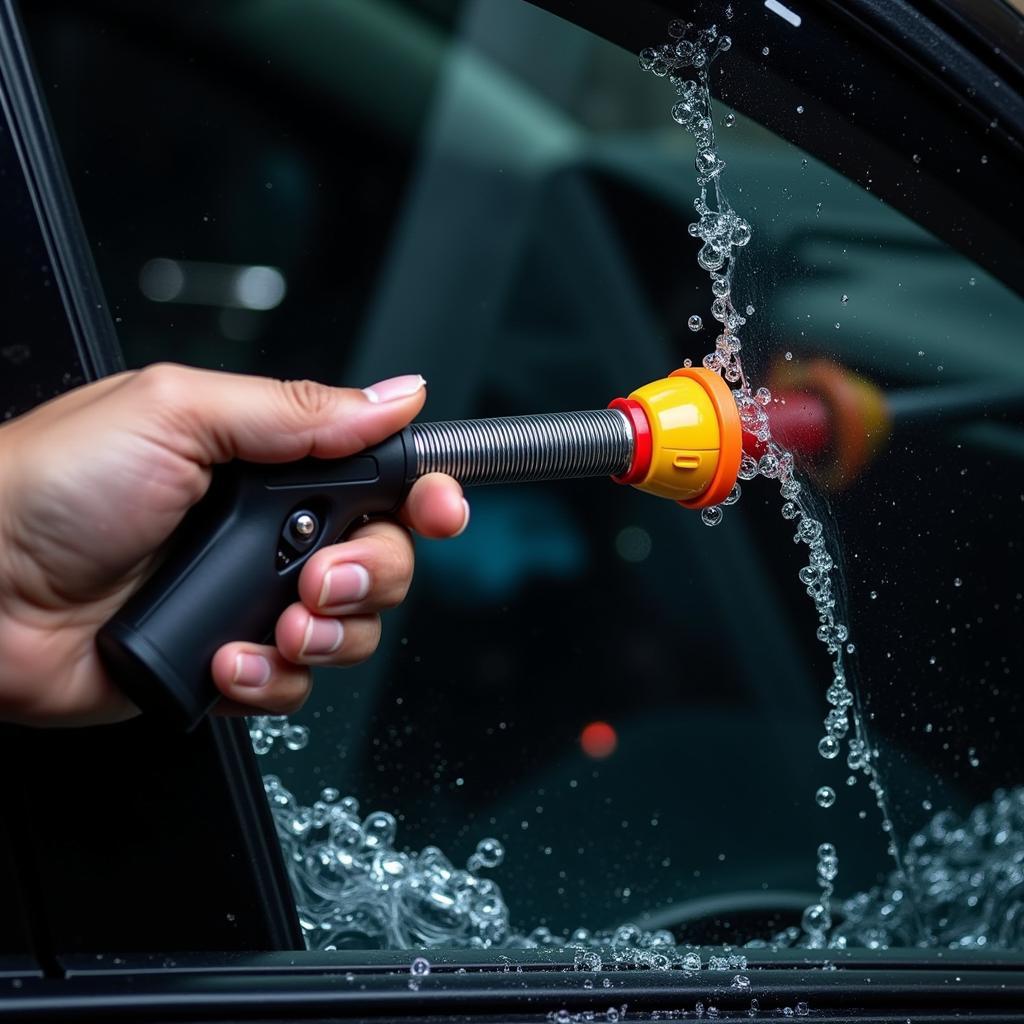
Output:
top-left (638, 16), bottom-right (897, 947)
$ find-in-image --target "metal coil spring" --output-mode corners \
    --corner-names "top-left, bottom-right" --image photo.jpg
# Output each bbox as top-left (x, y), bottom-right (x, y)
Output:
top-left (410, 409), bottom-right (633, 486)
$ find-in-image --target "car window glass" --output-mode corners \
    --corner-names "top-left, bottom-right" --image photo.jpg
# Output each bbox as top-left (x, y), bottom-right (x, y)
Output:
top-left (22, 0), bottom-right (1024, 953)
top-left (0, 110), bottom-right (87, 418)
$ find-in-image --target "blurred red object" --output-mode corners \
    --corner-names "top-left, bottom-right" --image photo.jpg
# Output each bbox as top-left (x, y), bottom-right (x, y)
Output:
top-left (580, 721), bottom-right (618, 759)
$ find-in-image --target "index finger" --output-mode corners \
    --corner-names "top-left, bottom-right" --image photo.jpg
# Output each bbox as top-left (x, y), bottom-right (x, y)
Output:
top-left (398, 473), bottom-right (469, 539)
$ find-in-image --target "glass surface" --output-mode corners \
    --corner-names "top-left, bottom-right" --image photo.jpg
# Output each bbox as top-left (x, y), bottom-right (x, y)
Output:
top-left (0, 110), bottom-right (86, 419)
top-left (23, 0), bottom-right (1024, 953)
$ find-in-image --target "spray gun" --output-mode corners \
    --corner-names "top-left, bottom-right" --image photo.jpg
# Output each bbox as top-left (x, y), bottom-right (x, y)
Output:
top-left (96, 367), bottom-right (742, 729)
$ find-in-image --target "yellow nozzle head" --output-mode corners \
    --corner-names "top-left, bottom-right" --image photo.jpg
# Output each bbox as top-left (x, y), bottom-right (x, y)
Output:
top-left (613, 367), bottom-right (743, 508)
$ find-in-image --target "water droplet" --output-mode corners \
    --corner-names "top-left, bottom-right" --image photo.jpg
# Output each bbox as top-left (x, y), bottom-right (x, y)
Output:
top-left (968, 277), bottom-right (976, 286)
top-left (724, 113), bottom-right (736, 127)
top-left (841, 294), bottom-right (849, 304)
top-left (834, 322), bottom-right (841, 330)
top-left (283, 724), bottom-right (309, 751)
top-left (701, 505), bottom-right (724, 527)
top-left (912, 153), bottom-right (921, 164)
top-left (473, 837), bottom-right (505, 869)
top-left (411, 956), bottom-right (431, 977)
top-left (638, 48), bottom-right (657, 71)
top-left (801, 902), bottom-right (831, 933)
top-left (362, 811), bottom-right (397, 849)
top-left (954, 577), bottom-right (963, 587)
top-left (784, 351), bottom-right (793, 361)
top-left (981, 154), bottom-right (989, 164)
top-left (816, 786), bottom-right (836, 808)
top-left (762, 46), bottom-right (770, 56)
top-left (688, 314), bottom-right (704, 331)
top-left (746, 304), bottom-right (755, 315)
top-left (796, 105), bottom-right (805, 114)
top-left (818, 735), bottom-right (840, 760)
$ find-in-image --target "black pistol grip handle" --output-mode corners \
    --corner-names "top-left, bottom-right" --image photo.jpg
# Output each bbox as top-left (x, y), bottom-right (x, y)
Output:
top-left (97, 429), bottom-right (415, 730)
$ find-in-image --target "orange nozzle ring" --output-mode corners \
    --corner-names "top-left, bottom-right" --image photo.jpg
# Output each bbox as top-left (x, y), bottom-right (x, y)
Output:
top-left (669, 367), bottom-right (743, 508)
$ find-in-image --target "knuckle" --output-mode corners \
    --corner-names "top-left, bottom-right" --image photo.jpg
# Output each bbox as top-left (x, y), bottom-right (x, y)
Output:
top-left (279, 379), bottom-right (336, 420)
top-left (134, 362), bottom-right (191, 407)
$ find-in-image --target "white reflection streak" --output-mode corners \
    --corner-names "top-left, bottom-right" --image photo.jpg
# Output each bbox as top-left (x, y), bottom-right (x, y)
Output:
top-left (765, 0), bottom-right (802, 28)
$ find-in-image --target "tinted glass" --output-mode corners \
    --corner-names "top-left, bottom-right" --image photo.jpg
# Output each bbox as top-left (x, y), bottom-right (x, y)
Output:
top-left (0, 100), bottom-right (86, 419)
top-left (24, 0), bottom-right (1024, 953)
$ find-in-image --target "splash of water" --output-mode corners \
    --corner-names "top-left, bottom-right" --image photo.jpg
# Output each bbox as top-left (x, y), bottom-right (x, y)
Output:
top-left (829, 788), bottom-right (1024, 950)
top-left (638, 18), bottom-right (902, 945)
top-left (266, 769), bottom-right (686, 952)
top-left (249, 714), bottom-right (310, 755)
top-left (264, 759), bottom-right (1024, 953)
top-left (265, 773), bottom-right (511, 949)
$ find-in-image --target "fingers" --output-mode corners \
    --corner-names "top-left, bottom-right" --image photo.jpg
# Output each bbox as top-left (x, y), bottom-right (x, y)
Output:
top-left (399, 473), bottom-right (471, 539)
top-left (211, 643), bottom-right (313, 715)
top-left (128, 363), bottom-right (429, 466)
top-left (211, 608), bottom-right (383, 714)
top-left (297, 519), bottom-right (414, 615)
top-left (296, 477), bottom-right (467, 615)
top-left (274, 604), bottom-right (382, 666)
top-left (211, 475), bottom-right (469, 714)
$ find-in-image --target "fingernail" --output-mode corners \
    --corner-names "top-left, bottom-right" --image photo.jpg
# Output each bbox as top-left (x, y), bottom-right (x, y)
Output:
top-left (362, 374), bottom-right (425, 404)
top-left (318, 563), bottom-right (371, 608)
top-left (300, 617), bottom-right (345, 657)
top-left (233, 653), bottom-right (271, 688)
top-left (454, 498), bottom-right (471, 537)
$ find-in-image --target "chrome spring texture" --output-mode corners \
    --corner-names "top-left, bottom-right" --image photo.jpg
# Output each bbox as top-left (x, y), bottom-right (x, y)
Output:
top-left (410, 409), bottom-right (634, 486)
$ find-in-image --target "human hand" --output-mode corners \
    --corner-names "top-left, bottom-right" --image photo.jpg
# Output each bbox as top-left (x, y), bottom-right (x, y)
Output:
top-left (0, 365), bottom-right (468, 726)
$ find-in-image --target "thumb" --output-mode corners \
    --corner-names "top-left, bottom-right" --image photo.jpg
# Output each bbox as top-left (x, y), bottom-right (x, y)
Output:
top-left (136, 365), bottom-right (428, 465)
